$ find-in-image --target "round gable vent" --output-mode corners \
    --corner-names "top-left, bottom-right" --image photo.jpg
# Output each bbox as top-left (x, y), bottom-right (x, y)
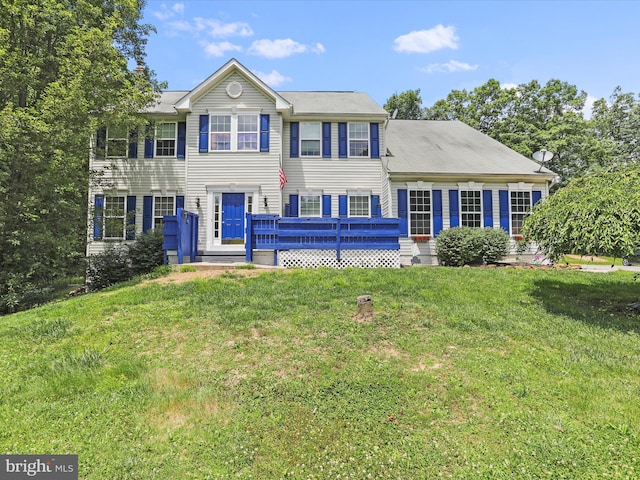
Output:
top-left (226, 81), bottom-right (243, 99)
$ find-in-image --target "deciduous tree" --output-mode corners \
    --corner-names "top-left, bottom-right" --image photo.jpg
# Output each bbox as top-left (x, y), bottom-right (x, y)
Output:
top-left (0, 0), bottom-right (161, 312)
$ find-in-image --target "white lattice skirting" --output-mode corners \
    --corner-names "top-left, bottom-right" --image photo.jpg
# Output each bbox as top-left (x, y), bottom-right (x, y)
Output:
top-left (278, 249), bottom-right (400, 269)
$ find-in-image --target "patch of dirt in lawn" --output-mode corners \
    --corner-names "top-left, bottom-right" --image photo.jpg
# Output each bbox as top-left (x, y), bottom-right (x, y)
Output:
top-left (144, 266), bottom-right (284, 285)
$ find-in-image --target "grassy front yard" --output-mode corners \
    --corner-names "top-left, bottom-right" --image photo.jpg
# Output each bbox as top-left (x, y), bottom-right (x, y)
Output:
top-left (1, 267), bottom-right (639, 478)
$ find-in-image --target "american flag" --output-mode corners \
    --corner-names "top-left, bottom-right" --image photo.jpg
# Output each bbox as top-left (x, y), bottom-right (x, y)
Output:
top-left (279, 167), bottom-right (287, 190)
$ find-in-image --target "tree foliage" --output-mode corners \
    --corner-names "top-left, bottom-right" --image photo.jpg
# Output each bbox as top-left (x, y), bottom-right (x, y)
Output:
top-left (383, 89), bottom-right (425, 120)
top-left (0, 0), bottom-right (161, 312)
top-left (522, 166), bottom-right (640, 261)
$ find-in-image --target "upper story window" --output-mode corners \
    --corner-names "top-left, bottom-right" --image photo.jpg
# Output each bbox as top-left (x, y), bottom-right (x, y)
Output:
top-left (409, 190), bottom-right (431, 235)
top-left (153, 196), bottom-right (174, 229)
top-left (510, 191), bottom-right (531, 235)
top-left (460, 190), bottom-right (482, 228)
top-left (104, 196), bottom-right (126, 240)
top-left (210, 113), bottom-right (259, 152)
top-left (155, 123), bottom-right (176, 157)
top-left (106, 126), bottom-right (128, 158)
top-left (300, 122), bottom-right (321, 156)
top-left (349, 122), bottom-right (369, 157)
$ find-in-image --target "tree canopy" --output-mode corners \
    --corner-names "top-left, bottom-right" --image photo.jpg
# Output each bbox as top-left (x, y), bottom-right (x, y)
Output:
top-left (388, 80), bottom-right (640, 186)
top-left (0, 0), bottom-right (161, 312)
top-left (383, 89), bottom-right (425, 120)
top-left (522, 166), bottom-right (640, 261)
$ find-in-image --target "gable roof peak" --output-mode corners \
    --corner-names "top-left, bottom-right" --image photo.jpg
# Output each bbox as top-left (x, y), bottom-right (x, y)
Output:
top-left (174, 58), bottom-right (291, 112)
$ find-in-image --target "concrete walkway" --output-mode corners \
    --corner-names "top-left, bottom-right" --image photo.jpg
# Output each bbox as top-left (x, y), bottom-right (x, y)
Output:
top-left (577, 264), bottom-right (640, 273)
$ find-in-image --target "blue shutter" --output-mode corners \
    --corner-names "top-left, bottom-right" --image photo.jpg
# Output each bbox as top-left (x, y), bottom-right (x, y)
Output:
top-left (260, 114), bottom-right (270, 152)
top-left (126, 196), bottom-right (136, 240)
top-left (289, 194), bottom-right (299, 217)
top-left (370, 123), bottom-right (380, 159)
top-left (449, 190), bottom-right (459, 228)
top-left (371, 195), bottom-right (381, 218)
top-left (322, 194), bottom-right (332, 217)
top-left (322, 122), bottom-right (331, 158)
top-left (96, 127), bottom-right (106, 159)
top-left (338, 195), bottom-right (348, 217)
top-left (176, 195), bottom-right (185, 211)
top-left (433, 190), bottom-right (443, 236)
top-left (499, 190), bottom-right (510, 233)
top-left (144, 123), bottom-right (154, 158)
top-left (338, 123), bottom-right (347, 158)
top-left (143, 196), bottom-right (153, 232)
top-left (398, 189), bottom-right (408, 237)
top-left (128, 129), bottom-right (138, 158)
top-left (199, 115), bottom-right (209, 152)
top-left (177, 121), bottom-right (186, 158)
top-left (290, 122), bottom-right (299, 158)
top-left (94, 194), bottom-right (104, 240)
top-left (483, 190), bottom-right (493, 228)
top-left (532, 190), bottom-right (542, 206)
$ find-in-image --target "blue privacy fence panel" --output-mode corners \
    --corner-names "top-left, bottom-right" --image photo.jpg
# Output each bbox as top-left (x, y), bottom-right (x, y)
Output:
top-left (162, 208), bottom-right (199, 264)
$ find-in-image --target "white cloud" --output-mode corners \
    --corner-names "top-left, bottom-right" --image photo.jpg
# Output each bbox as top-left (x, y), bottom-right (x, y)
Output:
top-left (201, 41), bottom-right (243, 58)
top-left (153, 2), bottom-right (184, 21)
top-left (255, 70), bottom-right (292, 87)
top-left (394, 25), bottom-right (459, 54)
top-left (420, 60), bottom-right (478, 73)
top-left (193, 18), bottom-right (254, 37)
top-left (248, 39), bottom-right (325, 59)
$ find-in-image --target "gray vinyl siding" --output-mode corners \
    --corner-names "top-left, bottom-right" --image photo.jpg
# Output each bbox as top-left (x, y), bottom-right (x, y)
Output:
top-left (86, 124), bottom-right (187, 256)
top-left (282, 121), bottom-right (386, 214)
top-left (185, 72), bottom-right (282, 250)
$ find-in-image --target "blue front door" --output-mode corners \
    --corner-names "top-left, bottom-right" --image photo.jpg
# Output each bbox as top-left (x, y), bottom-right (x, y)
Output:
top-left (222, 193), bottom-right (245, 244)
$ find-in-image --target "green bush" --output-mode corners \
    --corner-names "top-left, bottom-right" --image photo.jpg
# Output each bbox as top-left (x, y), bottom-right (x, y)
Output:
top-left (86, 244), bottom-right (132, 291)
top-left (128, 229), bottom-right (165, 276)
top-left (436, 227), bottom-right (509, 266)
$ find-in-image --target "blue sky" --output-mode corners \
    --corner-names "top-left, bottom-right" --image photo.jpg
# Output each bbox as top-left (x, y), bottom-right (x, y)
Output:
top-left (142, 0), bottom-right (640, 114)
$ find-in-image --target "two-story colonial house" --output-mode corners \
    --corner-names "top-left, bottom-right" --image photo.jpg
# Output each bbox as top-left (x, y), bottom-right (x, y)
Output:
top-left (88, 58), bottom-right (556, 266)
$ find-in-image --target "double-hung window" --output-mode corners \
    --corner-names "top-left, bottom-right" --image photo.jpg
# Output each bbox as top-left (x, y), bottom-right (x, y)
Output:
top-left (460, 190), bottom-right (482, 228)
top-left (300, 194), bottom-right (321, 217)
top-left (210, 112), bottom-right (259, 152)
top-left (153, 196), bottom-right (174, 229)
top-left (409, 190), bottom-right (431, 235)
top-left (510, 191), bottom-right (531, 235)
top-left (155, 123), bottom-right (176, 157)
top-left (348, 123), bottom-right (369, 157)
top-left (106, 126), bottom-right (128, 158)
top-left (300, 122), bottom-right (321, 156)
top-left (104, 196), bottom-right (126, 240)
top-left (348, 194), bottom-right (370, 217)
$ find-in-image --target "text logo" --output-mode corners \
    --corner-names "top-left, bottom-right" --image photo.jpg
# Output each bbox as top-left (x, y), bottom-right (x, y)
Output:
top-left (1, 455), bottom-right (77, 479)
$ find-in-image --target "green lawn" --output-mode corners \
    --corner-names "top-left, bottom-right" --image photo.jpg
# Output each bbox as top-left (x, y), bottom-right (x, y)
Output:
top-left (1, 267), bottom-right (639, 478)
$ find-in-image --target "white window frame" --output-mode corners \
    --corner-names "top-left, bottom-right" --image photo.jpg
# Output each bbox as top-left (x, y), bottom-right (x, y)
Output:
top-left (408, 190), bottom-right (431, 236)
top-left (103, 195), bottom-right (126, 240)
top-left (458, 183), bottom-right (484, 229)
top-left (508, 182), bottom-right (533, 236)
top-left (106, 126), bottom-right (128, 158)
top-left (299, 189), bottom-right (322, 217)
top-left (300, 122), bottom-right (322, 157)
top-left (209, 111), bottom-right (259, 152)
top-left (155, 122), bottom-right (177, 157)
top-left (347, 189), bottom-right (371, 218)
top-left (153, 196), bottom-right (175, 229)
top-left (348, 122), bottom-right (369, 158)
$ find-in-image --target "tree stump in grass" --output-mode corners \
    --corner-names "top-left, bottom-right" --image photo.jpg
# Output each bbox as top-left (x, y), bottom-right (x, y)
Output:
top-left (355, 295), bottom-right (374, 323)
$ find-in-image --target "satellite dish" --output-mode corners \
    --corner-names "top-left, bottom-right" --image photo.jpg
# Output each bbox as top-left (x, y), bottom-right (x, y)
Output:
top-left (392, 108), bottom-right (398, 119)
top-left (533, 149), bottom-right (554, 172)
